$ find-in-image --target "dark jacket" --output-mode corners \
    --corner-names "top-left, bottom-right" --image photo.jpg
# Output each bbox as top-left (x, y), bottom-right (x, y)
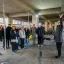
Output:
top-left (10, 30), bottom-right (17, 39)
top-left (16, 29), bottom-right (19, 38)
top-left (6, 26), bottom-right (11, 39)
top-left (55, 17), bottom-right (63, 43)
top-left (2, 28), bottom-right (4, 39)
top-left (55, 25), bottom-right (62, 42)
top-left (36, 26), bottom-right (45, 37)
top-left (25, 29), bottom-right (30, 38)
top-left (0, 30), bottom-right (2, 40)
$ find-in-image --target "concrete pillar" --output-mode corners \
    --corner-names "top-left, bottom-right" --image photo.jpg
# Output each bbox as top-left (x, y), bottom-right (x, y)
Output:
top-left (54, 22), bottom-right (58, 31)
top-left (8, 18), bottom-right (13, 25)
top-left (49, 22), bottom-right (51, 29)
top-left (45, 22), bottom-right (47, 32)
top-left (61, 0), bottom-right (64, 12)
top-left (32, 14), bottom-right (39, 27)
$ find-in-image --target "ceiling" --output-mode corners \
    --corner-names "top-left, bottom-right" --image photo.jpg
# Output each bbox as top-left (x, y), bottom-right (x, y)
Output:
top-left (43, 14), bottom-right (59, 22)
top-left (0, 0), bottom-right (29, 13)
top-left (21, 0), bottom-right (61, 10)
top-left (0, 0), bottom-right (63, 22)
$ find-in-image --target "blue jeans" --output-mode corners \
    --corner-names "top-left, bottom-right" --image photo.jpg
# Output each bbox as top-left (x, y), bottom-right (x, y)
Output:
top-left (15, 43), bottom-right (19, 50)
top-left (24, 38), bottom-right (29, 47)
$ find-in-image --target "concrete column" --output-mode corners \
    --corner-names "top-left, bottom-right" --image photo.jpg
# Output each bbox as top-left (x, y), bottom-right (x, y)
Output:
top-left (45, 22), bottom-right (47, 32)
top-left (54, 22), bottom-right (58, 31)
top-left (61, 0), bottom-right (64, 12)
top-left (8, 18), bottom-right (13, 25)
top-left (32, 14), bottom-right (39, 27)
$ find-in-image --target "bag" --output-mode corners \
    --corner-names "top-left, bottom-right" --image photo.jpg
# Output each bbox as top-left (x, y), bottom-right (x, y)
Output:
top-left (29, 34), bottom-right (32, 39)
top-left (11, 39), bottom-right (16, 42)
top-left (11, 37), bottom-right (18, 43)
top-left (16, 37), bottom-right (18, 43)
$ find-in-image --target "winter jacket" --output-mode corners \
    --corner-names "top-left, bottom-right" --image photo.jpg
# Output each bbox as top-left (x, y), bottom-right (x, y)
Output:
top-left (32, 27), bottom-right (36, 38)
top-left (0, 30), bottom-right (2, 40)
top-left (25, 29), bottom-right (30, 38)
top-left (19, 30), bottom-right (25, 38)
top-left (10, 30), bottom-right (17, 39)
top-left (6, 26), bottom-right (11, 39)
top-left (54, 17), bottom-right (63, 43)
top-left (55, 25), bottom-right (62, 43)
top-left (36, 26), bottom-right (45, 37)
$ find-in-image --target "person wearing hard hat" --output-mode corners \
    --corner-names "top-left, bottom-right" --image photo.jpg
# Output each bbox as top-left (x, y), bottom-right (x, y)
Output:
top-left (36, 23), bottom-right (45, 47)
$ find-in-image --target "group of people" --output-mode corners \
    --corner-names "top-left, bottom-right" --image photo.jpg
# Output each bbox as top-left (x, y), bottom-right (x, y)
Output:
top-left (6, 25), bottom-right (31, 52)
top-left (0, 23), bottom-right (45, 52)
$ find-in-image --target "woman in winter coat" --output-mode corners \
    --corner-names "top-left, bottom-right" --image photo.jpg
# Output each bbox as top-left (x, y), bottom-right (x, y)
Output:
top-left (25, 27), bottom-right (30, 47)
top-left (10, 26), bottom-right (18, 52)
top-left (19, 27), bottom-right (25, 49)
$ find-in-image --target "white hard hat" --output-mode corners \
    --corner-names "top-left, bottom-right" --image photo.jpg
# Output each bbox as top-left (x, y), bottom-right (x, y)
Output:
top-left (38, 23), bottom-right (42, 27)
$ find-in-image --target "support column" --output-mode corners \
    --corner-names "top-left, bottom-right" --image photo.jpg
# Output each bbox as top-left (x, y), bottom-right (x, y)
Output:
top-left (61, 0), bottom-right (64, 12)
top-left (45, 22), bottom-right (47, 32)
top-left (54, 22), bottom-right (58, 31)
top-left (8, 17), bottom-right (13, 25)
top-left (32, 14), bottom-right (39, 27)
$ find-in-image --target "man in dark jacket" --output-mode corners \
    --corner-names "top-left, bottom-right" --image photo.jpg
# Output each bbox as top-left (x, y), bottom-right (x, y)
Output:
top-left (55, 13), bottom-right (63, 58)
top-left (6, 24), bottom-right (11, 49)
top-left (36, 23), bottom-right (45, 46)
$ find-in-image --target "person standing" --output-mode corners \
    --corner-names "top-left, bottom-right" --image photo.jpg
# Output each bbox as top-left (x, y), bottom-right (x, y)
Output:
top-left (10, 26), bottom-right (18, 52)
top-left (25, 27), bottom-right (30, 47)
top-left (36, 23), bottom-right (45, 46)
top-left (2, 26), bottom-right (4, 48)
top-left (54, 13), bottom-right (63, 58)
top-left (6, 24), bottom-right (11, 49)
top-left (19, 27), bottom-right (25, 49)
top-left (32, 24), bottom-right (36, 45)
top-left (0, 26), bottom-right (3, 55)
top-left (15, 27), bottom-right (19, 50)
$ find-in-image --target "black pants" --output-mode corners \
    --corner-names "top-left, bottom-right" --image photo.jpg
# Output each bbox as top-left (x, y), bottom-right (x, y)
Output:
top-left (56, 42), bottom-right (62, 57)
top-left (0, 37), bottom-right (2, 41)
top-left (11, 42), bottom-right (16, 51)
top-left (6, 39), bottom-right (10, 48)
top-left (3, 39), bottom-right (5, 49)
top-left (3, 39), bottom-right (7, 49)
top-left (3, 38), bottom-right (11, 49)
top-left (20, 38), bottom-right (24, 49)
top-left (38, 37), bottom-right (44, 45)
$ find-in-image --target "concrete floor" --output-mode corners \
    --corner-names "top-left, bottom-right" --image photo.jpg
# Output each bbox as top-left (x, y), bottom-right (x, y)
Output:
top-left (0, 36), bottom-right (64, 64)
